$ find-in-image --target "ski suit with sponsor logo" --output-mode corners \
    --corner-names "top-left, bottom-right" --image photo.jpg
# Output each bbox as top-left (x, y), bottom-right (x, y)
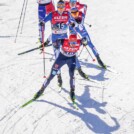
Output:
top-left (42, 10), bottom-right (75, 74)
top-left (42, 38), bottom-right (82, 90)
top-left (42, 10), bottom-right (75, 59)
top-left (45, 0), bottom-right (87, 45)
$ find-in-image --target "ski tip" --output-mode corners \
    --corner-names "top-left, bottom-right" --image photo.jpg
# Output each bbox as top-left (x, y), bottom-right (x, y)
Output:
top-left (73, 102), bottom-right (79, 110)
top-left (20, 104), bottom-right (26, 108)
top-left (20, 99), bottom-right (34, 108)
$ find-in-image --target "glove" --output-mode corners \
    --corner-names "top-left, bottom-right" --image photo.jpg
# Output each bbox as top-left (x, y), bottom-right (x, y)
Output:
top-left (81, 37), bottom-right (88, 46)
top-left (39, 41), bottom-right (49, 52)
top-left (70, 22), bottom-right (75, 27)
top-left (75, 18), bottom-right (82, 24)
top-left (39, 21), bottom-right (45, 26)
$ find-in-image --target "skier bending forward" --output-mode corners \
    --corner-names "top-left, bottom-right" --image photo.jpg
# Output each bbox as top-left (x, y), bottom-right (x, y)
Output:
top-left (34, 34), bottom-right (88, 102)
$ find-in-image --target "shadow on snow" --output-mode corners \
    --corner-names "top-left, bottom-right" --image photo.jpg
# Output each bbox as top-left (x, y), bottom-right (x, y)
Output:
top-left (36, 86), bottom-right (120, 134)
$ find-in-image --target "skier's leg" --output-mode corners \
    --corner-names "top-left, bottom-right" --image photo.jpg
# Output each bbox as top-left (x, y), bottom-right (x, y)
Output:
top-left (75, 56), bottom-right (89, 80)
top-left (67, 56), bottom-right (76, 102)
top-left (34, 53), bottom-right (65, 99)
top-left (86, 35), bottom-right (106, 68)
top-left (84, 34), bottom-right (99, 57)
top-left (77, 27), bottom-right (106, 68)
top-left (75, 56), bottom-right (81, 69)
top-left (53, 46), bottom-right (62, 87)
top-left (76, 26), bottom-right (99, 56)
top-left (52, 34), bottom-right (68, 85)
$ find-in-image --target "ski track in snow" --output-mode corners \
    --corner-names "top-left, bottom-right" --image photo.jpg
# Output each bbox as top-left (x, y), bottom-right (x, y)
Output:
top-left (0, 0), bottom-right (134, 134)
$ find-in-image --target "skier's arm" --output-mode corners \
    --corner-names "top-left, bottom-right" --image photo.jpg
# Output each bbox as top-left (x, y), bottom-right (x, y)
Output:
top-left (68, 13), bottom-right (78, 28)
top-left (39, 12), bottom-right (52, 26)
top-left (39, 13), bottom-right (52, 32)
top-left (43, 12), bottom-right (52, 23)
top-left (78, 3), bottom-right (87, 15)
top-left (81, 37), bottom-right (88, 46)
top-left (81, 13), bottom-right (85, 24)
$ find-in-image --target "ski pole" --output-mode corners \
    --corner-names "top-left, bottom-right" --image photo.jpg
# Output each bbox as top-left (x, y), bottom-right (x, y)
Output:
top-left (78, 45), bottom-right (84, 57)
top-left (84, 22), bottom-right (92, 28)
top-left (14, 0), bottom-right (26, 43)
top-left (18, 47), bottom-right (40, 55)
top-left (20, 0), bottom-right (29, 34)
top-left (41, 24), bottom-right (46, 77)
top-left (85, 46), bottom-right (95, 62)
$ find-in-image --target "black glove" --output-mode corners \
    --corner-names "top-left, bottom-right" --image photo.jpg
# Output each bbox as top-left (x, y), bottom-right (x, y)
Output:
top-left (39, 21), bottom-right (44, 26)
top-left (81, 37), bottom-right (88, 46)
top-left (75, 18), bottom-right (82, 24)
top-left (70, 22), bottom-right (75, 27)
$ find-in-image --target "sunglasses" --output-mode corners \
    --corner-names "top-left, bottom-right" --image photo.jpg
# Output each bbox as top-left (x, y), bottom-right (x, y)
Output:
top-left (71, 11), bottom-right (79, 18)
top-left (70, 2), bottom-right (76, 4)
top-left (57, 4), bottom-right (65, 9)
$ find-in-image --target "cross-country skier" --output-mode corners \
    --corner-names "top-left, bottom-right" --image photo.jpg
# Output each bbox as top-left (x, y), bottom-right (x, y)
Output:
top-left (43, 0), bottom-right (87, 46)
top-left (64, 0), bottom-right (106, 68)
top-left (70, 7), bottom-right (106, 68)
top-left (64, 0), bottom-right (89, 79)
top-left (34, 34), bottom-right (88, 103)
top-left (39, 0), bottom-right (76, 87)
top-left (37, 0), bottom-right (55, 44)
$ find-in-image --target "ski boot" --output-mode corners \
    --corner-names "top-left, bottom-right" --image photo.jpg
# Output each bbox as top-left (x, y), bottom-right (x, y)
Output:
top-left (33, 85), bottom-right (44, 100)
top-left (96, 55), bottom-right (106, 69)
top-left (70, 88), bottom-right (76, 103)
top-left (57, 74), bottom-right (63, 87)
top-left (78, 67), bottom-right (89, 80)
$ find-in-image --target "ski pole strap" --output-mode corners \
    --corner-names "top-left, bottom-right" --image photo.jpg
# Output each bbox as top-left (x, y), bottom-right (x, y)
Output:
top-left (14, 0), bottom-right (27, 43)
top-left (18, 47), bottom-right (39, 55)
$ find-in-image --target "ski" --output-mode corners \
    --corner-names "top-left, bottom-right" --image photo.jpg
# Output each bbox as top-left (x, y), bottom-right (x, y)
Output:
top-left (97, 65), bottom-right (117, 74)
top-left (58, 86), bottom-right (63, 93)
top-left (18, 47), bottom-right (40, 55)
top-left (78, 77), bottom-right (100, 84)
top-left (20, 98), bottom-right (35, 108)
top-left (20, 94), bottom-right (44, 108)
top-left (72, 101), bottom-right (79, 110)
top-left (105, 67), bottom-right (117, 74)
top-left (79, 75), bottom-right (100, 84)
top-left (69, 96), bottom-right (79, 110)
top-left (88, 78), bottom-right (100, 84)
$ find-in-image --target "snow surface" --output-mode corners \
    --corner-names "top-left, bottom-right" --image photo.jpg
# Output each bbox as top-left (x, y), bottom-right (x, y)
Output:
top-left (0, 0), bottom-right (134, 134)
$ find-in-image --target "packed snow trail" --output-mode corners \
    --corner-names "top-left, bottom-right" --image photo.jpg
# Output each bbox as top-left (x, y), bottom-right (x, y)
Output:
top-left (0, 0), bottom-right (134, 134)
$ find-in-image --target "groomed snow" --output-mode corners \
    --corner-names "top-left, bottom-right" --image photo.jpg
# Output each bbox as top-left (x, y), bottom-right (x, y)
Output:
top-left (0, 0), bottom-right (134, 133)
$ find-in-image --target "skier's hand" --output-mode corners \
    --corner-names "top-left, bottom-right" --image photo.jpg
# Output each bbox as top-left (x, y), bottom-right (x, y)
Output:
top-left (70, 22), bottom-right (75, 27)
top-left (39, 21), bottom-right (45, 26)
top-left (75, 18), bottom-right (82, 24)
top-left (81, 37), bottom-right (88, 46)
